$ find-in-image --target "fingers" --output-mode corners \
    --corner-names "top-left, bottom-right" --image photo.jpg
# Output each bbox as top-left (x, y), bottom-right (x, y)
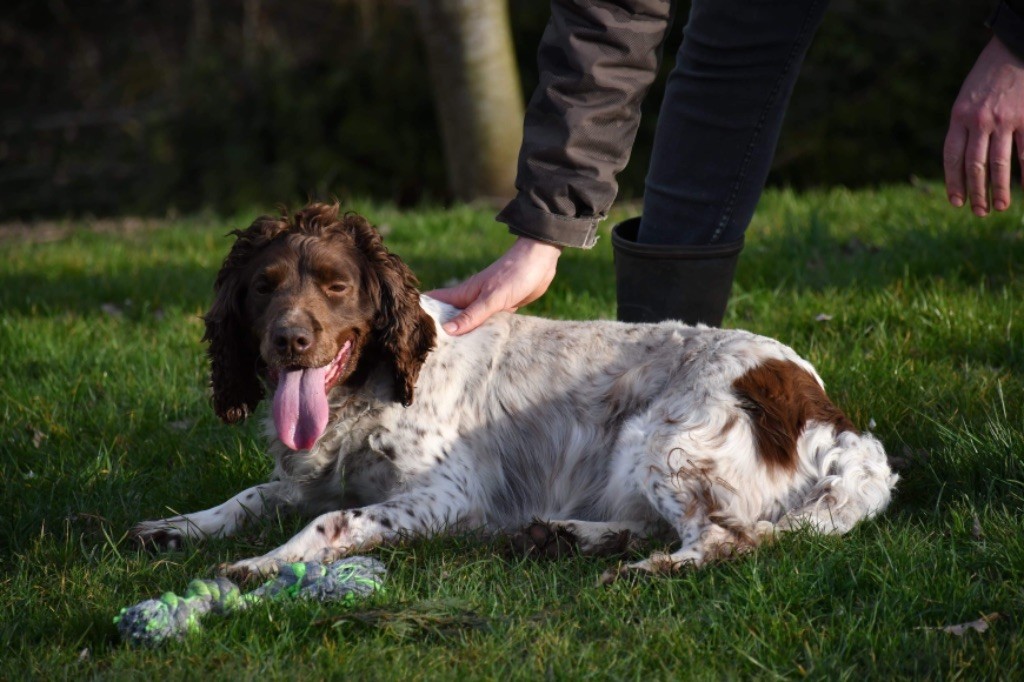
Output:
top-left (430, 237), bottom-right (561, 336)
top-left (946, 125), bottom-right (1015, 216)
top-left (989, 130), bottom-right (1013, 211)
top-left (428, 275), bottom-right (511, 336)
top-left (425, 282), bottom-right (474, 308)
top-left (944, 125), bottom-right (967, 208)
top-left (426, 275), bottom-right (497, 335)
top-left (428, 279), bottom-right (494, 335)
top-left (443, 292), bottom-right (502, 336)
top-left (946, 37), bottom-right (1024, 215)
top-left (964, 128), bottom-right (991, 216)
top-left (964, 129), bottom-right (1015, 215)
top-left (422, 282), bottom-right (485, 335)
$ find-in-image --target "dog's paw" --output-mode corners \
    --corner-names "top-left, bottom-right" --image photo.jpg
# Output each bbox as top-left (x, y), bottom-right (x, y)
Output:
top-left (129, 521), bottom-right (186, 552)
top-left (598, 551), bottom-right (698, 586)
top-left (507, 521), bottom-right (577, 560)
top-left (312, 546), bottom-right (346, 564)
top-left (598, 562), bottom-right (630, 586)
top-left (219, 556), bottom-right (281, 584)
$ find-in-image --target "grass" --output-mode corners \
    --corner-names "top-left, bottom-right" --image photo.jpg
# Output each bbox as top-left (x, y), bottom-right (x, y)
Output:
top-left (1, 185), bottom-right (1022, 678)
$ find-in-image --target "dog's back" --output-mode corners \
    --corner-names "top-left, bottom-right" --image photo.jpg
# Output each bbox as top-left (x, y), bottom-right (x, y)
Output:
top-left (308, 299), bottom-right (895, 560)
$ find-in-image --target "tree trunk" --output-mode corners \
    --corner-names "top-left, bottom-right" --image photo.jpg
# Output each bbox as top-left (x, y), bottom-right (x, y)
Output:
top-left (414, 0), bottom-right (524, 204)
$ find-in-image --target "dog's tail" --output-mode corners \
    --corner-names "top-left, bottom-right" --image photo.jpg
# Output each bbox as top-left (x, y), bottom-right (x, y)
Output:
top-left (731, 357), bottom-right (897, 536)
top-left (777, 426), bottom-right (898, 535)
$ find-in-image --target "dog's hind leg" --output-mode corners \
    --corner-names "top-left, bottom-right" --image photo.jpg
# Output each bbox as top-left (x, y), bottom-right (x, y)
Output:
top-left (598, 518), bottom-right (775, 584)
top-left (599, 421), bottom-right (896, 584)
top-left (598, 414), bottom-right (771, 584)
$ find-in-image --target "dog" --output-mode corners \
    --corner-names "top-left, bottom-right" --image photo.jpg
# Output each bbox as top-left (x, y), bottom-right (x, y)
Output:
top-left (131, 203), bottom-right (897, 583)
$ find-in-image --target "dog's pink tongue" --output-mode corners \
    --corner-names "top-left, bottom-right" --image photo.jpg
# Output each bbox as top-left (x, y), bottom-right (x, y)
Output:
top-left (272, 365), bottom-right (330, 451)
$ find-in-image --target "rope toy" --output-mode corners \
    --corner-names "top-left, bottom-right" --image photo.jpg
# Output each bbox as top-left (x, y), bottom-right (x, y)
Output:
top-left (114, 557), bottom-right (386, 646)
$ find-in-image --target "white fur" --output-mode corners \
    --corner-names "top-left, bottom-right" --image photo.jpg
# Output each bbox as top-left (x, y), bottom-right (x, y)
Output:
top-left (133, 297), bottom-right (897, 581)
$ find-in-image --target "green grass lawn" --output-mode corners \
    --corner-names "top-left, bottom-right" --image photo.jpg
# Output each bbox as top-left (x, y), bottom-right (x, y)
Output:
top-left (2, 186), bottom-right (1022, 678)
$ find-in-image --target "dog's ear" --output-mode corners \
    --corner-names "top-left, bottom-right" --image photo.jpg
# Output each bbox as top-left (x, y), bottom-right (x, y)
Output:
top-left (344, 214), bottom-right (436, 406)
top-left (374, 257), bottom-right (437, 407)
top-left (203, 215), bottom-right (288, 423)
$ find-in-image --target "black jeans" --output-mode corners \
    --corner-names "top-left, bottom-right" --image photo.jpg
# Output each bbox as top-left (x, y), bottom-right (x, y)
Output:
top-left (637, 0), bottom-right (830, 246)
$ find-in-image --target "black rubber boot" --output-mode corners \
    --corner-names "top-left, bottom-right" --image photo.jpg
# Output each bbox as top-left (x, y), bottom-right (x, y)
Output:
top-left (611, 217), bottom-right (743, 326)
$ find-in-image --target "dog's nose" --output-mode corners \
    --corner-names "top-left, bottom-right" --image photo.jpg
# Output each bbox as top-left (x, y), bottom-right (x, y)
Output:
top-left (273, 327), bottom-right (313, 356)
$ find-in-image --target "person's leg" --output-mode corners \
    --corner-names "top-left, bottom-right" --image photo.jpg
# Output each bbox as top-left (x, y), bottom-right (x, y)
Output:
top-left (614, 0), bottom-right (829, 326)
top-left (639, 0), bottom-right (831, 246)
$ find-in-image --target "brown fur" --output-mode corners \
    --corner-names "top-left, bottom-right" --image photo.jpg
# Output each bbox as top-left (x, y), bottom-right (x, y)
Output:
top-left (203, 203), bottom-right (436, 423)
top-left (507, 521), bottom-right (642, 560)
top-left (732, 359), bottom-right (856, 473)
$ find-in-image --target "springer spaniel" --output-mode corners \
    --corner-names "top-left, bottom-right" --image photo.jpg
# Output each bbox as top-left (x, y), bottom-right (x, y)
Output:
top-left (132, 204), bottom-right (897, 583)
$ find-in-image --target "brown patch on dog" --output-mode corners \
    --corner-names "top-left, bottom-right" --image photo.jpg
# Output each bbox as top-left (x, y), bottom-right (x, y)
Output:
top-left (732, 359), bottom-right (855, 473)
top-left (664, 454), bottom-right (722, 521)
top-left (329, 514), bottom-right (350, 543)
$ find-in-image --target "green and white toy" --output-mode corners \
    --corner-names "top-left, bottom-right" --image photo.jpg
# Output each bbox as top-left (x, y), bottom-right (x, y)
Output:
top-left (115, 557), bottom-right (386, 646)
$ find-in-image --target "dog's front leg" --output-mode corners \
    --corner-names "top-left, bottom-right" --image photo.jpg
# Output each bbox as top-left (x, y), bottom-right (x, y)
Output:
top-left (221, 486), bottom-right (477, 579)
top-left (131, 481), bottom-right (292, 551)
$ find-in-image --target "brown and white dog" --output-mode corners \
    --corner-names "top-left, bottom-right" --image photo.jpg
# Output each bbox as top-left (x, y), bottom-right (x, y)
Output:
top-left (132, 204), bottom-right (897, 583)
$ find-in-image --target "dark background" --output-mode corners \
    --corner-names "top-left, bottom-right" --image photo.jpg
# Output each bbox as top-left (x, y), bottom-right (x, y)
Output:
top-left (0, 0), bottom-right (992, 219)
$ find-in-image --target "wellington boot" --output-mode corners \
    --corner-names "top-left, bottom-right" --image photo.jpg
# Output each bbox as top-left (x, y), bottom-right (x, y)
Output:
top-left (611, 217), bottom-right (742, 326)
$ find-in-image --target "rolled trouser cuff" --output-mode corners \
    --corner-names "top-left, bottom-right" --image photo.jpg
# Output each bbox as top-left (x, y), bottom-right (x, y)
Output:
top-left (497, 195), bottom-right (601, 249)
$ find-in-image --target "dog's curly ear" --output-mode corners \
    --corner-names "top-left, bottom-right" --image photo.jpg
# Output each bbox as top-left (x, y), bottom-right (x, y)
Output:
top-left (344, 214), bottom-right (436, 406)
top-left (203, 215), bottom-right (288, 423)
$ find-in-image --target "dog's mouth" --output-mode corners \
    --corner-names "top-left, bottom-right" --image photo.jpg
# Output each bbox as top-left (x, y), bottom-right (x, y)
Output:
top-left (269, 339), bottom-right (353, 451)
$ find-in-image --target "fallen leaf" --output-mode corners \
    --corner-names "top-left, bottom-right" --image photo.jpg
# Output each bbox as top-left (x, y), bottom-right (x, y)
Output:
top-left (971, 514), bottom-right (983, 540)
top-left (814, 313), bottom-right (833, 322)
top-left (67, 512), bottom-right (110, 526)
top-left (920, 613), bottom-right (999, 636)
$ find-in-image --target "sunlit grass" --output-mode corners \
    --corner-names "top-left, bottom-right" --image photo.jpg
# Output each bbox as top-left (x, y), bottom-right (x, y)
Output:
top-left (2, 185), bottom-right (1022, 677)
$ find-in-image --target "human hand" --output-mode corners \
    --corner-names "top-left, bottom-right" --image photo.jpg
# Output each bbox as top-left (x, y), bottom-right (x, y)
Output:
top-left (427, 237), bottom-right (562, 335)
top-left (945, 36), bottom-right (1024, 215)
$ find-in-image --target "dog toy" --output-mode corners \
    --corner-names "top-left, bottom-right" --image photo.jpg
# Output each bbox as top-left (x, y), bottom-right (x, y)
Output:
top-left (114, 557), bottom-right (386, 646)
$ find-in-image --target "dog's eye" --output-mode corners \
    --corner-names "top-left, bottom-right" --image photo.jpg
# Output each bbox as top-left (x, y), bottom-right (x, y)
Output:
top-left (326, 282), bottom-right (348, 295)
top-left (254, 279), bottom-right (275, 295)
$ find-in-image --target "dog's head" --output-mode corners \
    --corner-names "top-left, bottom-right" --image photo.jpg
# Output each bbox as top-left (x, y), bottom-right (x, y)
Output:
top-left (203, 203), bottom-right (436, 450)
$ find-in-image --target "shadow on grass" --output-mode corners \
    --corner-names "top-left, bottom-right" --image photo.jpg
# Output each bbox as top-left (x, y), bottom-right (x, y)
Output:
top-left (1, 208), bottom-right (1020, 318)
top-left (0, 263), bottom-right (218, 318)
top-left (739, 209), bottom-right (1023, 293)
